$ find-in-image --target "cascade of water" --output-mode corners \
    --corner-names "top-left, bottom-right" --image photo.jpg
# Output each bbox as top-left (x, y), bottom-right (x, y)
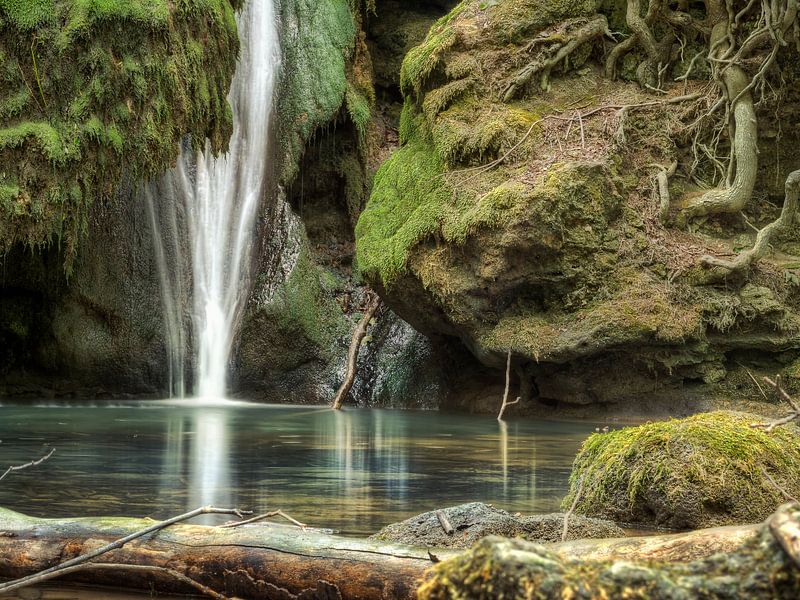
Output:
top-left (148, 0), bottom-right (281, 399)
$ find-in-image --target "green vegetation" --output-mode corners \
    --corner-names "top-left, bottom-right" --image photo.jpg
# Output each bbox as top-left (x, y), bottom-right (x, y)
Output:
top-left (0, 0), bottom-right (240, 269)
top-left (277, 0), bottom-right (359, 184)
top-left (563, 411), bottom-right (800, 528)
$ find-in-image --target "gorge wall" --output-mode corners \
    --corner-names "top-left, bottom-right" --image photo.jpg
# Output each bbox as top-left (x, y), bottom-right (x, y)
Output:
top-left (2, 0), bottom-right (799, 414)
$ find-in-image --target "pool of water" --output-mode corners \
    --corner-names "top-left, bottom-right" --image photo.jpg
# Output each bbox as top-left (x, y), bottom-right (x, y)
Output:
top-left (0, 402), bottom-right (597, 536)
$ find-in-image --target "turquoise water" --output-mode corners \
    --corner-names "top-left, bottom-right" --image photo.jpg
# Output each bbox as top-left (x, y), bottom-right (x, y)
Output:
top-left (0, 402), bottom-right (596, 535)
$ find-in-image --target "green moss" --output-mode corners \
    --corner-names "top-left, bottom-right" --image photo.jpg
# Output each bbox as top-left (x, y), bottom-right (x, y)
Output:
top-left (563, 411), bottom-right (800, 528)
top-left (418, 520), bottom-right (800, 599)
top-left (399, 2), bottom-right (467, 98)
top-left (356, 137), bottom-right (451, 285)
top-left (345, 81), bottom-right (371, 140)
top-left (277, 0), bottom-right (358, 184)
top-left (261, 241), bottom-right (348, 356)
top-left (0, 0), bottom-right (240, 269)
top-left (0, 0), bottom-right (54, 29)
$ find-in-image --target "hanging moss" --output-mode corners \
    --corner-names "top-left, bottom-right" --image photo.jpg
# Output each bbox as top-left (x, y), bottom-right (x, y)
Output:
top-left (277, 0), bottom-right (358, 184)
top-left (0, 0), bottom-right (240, 271)
top-left (563, 411), bottom-right (800, 529)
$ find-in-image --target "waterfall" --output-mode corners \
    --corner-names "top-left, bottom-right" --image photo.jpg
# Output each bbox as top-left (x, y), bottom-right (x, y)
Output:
top-left (148, 0), bottom-right (281, 399)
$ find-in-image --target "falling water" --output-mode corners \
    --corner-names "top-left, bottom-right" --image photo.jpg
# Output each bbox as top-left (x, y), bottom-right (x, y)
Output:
top-left (147, 0), bottom-right (281, 399)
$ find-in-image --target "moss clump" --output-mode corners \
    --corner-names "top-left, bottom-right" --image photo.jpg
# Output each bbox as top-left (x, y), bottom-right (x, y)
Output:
top-left (563, 411), bottom-right (800, 528)
top-left (355, 136), bottom-right (451, 285)
top-left (0, 0), bottom-right (240, 269)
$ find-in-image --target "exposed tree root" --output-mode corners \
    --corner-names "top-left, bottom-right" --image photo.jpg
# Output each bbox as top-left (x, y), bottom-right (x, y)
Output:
top-left (503, 16), bottom-right (611, 101)
top-left (700, 169), bottom-right (799, 278)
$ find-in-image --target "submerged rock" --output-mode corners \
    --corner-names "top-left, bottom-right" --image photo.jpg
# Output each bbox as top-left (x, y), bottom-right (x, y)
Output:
top-left (371, 502), bottom-right (623, 548)
top-left (563, 411), bottom-right (800, 529)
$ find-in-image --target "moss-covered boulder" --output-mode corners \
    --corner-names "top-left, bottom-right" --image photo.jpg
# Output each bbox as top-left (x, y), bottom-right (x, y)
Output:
top-left (0, 0), bottom-right (241, 267)
top-left (562, 411), bottom-right (800, 529)
top-left (354, 0), bottom-right (800, 409)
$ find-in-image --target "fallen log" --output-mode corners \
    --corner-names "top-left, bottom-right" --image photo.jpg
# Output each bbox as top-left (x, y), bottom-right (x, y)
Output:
top-left (0, 505), bottom-right (798, 599)
top-left (0, 507), bottom-right (448, 599)
top-left (420, 503), bottom-right (800, 599)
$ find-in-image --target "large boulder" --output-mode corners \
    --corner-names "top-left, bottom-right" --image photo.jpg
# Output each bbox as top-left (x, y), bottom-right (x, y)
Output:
top-left (563, 411), bottom-right (800, 529)
top-left (355, 0), bottom-right (800, 409)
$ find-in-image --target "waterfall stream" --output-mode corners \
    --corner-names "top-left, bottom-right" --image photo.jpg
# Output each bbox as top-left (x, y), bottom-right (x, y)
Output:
top-left (147, 0), bottom-right (281, 399)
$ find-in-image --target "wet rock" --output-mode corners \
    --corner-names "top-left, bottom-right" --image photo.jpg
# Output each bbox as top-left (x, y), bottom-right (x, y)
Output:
top-left (371, 502), bottom-right (623, 548)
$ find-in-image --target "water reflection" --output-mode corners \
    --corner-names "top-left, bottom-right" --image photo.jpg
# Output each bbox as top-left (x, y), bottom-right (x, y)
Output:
top-left (0, 404), bottom-right (595, 535)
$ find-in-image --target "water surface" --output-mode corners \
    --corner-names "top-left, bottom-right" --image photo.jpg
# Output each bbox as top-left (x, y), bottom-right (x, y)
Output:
top-left (0, 403), bottom-right (596, 535)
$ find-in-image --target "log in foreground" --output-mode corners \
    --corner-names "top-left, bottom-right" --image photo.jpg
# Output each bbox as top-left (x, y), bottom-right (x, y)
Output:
top-left (0, 505), bottom-right (798, 598)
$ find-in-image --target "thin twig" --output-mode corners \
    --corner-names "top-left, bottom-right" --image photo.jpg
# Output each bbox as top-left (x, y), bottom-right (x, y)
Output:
top-left (562, 476), bottom-right (586, 542)
top-left (0, 447), bottom-right (55, 483)
top-left (761, 466), bottom-right (799, 503)
top-left (220, 509), bottom-right (306, 529)
top-left (0, 506), bottom-right (250, 593)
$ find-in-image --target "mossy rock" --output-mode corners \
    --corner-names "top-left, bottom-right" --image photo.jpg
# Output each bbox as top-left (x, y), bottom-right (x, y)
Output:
top-left (0, 0), bottom-right (241, 268)
top-left (370, 502), bottom-right (623, 549)
top-left (418, 511), bottom-right (800, 599)
top-left (562, 411), bottom-right (800, 529)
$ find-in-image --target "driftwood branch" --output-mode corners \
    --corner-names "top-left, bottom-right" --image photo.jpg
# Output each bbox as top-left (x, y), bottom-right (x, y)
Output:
top-left (220, 509), bottom-right (307, 529)
top-left (435, 510), bottom-right (454, 535)
top-left (0, 447), bottom-right (55, 483)
top-left (561, 476), bottom-right (585, 542)
top-left (332, 293), bottom-right (382, 410)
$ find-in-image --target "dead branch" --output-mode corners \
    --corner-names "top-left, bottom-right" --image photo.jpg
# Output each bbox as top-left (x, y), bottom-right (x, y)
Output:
top-left (220, 509), bottom-right (307, 529)
top-left (0, 447), bottom-right (55, 483)
top-left (332, 293), bottom-right (382, 410)
top-left (0, 505), bottom-right (250, 595)
top-left (561, 476), bottom-right (586, 542)
top-left (750, 375), bottom-right (800, 432)
top-left (498, 349), bottom-right (521, 420)
top-left (435, 510), bottom-right (455, 535)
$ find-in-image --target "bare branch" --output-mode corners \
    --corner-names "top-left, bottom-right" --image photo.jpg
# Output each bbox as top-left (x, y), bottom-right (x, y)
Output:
top-left (0, 447), bottom-right (55, 483)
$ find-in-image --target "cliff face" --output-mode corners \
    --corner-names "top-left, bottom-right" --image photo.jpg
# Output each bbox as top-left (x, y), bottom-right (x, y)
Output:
top-left (4, 0), bottom-right (798, 412)
top-left (0, 0), bottom-right (455, 406)
top-left (0, 0), bottom-right (241, 396)
top-left (356, 0), bottom-right (800, 409)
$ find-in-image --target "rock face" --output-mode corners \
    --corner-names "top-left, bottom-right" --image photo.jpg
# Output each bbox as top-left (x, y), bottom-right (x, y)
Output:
top-left (371, 502), bottom-right (623, 548)
top-left (355, 0), bottom-right (800, 410)
top-left (563, 412), bottom-right (800, 529)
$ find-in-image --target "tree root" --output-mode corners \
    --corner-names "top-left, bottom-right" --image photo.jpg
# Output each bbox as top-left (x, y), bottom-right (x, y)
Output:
top-left (680, 19), bottom-right (759, 220)
top-left (503, 16), bottom-right (610, 101)
top-left (700, 169), bottom-right (799, 279)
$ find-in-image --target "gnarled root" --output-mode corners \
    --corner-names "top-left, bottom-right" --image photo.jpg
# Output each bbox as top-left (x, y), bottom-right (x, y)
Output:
top-left (503, 16), bottom-right (610, 101)
top-left (701, 169), bottom-right (800, 278)
top-left (680, 20), bottom-right (758, 220)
